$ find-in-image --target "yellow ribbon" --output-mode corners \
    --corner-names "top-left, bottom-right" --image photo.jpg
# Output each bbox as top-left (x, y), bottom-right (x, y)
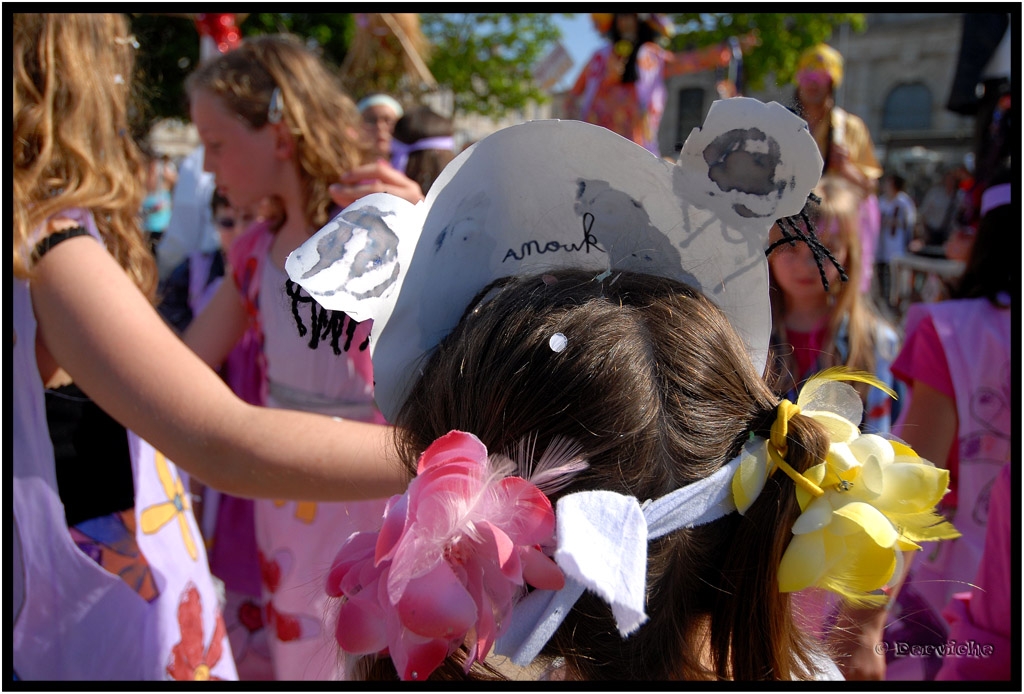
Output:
top-left (768, 400), bottom-right (824, 499)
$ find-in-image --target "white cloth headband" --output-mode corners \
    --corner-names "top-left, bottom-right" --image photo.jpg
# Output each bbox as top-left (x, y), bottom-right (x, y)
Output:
top-left (493, 456), bottom-right (742, 666)
top-left (980, 182), bottom-right (1010, 217)
top-left (357, 93), bottom-right (404, 118)
top-left (390, 136), bottom-right (455, 173)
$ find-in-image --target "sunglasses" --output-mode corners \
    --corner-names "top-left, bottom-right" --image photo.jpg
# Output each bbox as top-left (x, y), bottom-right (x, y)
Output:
top-left (215, 217), bottom-right (236, 229)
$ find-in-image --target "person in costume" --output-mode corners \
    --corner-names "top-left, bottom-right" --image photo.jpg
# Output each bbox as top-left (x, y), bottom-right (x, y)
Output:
top-left (12, 14), bottom-right (407, 681)
top-left (565, 13), bottom-right (753, 157)
top-left (887, 172), bottom-right (1011, 681)
top-left (285, 98), bottom-right (958, 681)
top-left (791, 43), bottom-right (882, 295)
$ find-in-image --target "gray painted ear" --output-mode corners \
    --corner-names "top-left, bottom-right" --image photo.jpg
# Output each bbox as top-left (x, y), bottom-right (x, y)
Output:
top-left (284, 193), bottom-right (425, 323)
top-left (287, 98), bottom-right (823, 421)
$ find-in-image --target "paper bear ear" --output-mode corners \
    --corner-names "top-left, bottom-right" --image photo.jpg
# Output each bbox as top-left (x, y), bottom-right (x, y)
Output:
top-left (287, 97), bottom-right (823, 422)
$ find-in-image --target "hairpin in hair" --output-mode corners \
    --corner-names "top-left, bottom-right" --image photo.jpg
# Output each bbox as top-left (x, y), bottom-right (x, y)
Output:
top-left (765, 192), bottom-right (849, 292)
top-left (267, 86), bottom-right (284, 125)
top-left (114, 34), bottom-right (140, 49)
top-left (731, 366), bottom-right (959, 606)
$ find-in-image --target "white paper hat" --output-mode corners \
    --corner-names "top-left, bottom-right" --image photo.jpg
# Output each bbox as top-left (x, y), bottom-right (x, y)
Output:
top-left (286, 97), bottom-right (823, 422)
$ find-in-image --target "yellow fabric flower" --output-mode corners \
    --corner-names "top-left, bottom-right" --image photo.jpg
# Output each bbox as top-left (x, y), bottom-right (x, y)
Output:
top-left (732, 368), bottom-right (960, 605)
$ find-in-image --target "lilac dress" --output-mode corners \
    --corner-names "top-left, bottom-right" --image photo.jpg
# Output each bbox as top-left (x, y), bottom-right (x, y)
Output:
top-left (12, 208), bottom-right (236, 680)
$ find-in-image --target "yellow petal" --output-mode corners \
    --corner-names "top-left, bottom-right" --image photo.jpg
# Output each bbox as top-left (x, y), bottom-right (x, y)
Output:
top-left (779, 531), bottom-right (827, 593)
top-left (732, 440), bottom-right (769, 515)
top-left (808, 411), bottom-right (860, 444)
top-left (832, 501), bottom-right (899, 547)
top-left (797, 463), bottom-right (829, 510)
top-left (857, 455), bottom-right (884, 498)
top-left (850, 434), bottom-right (895, 467)
top-left (827, 441), bottom-right (861, 474)
top-left (875, 463), bottom-right (951, 515)
top-left (889, 439), bottom-right (918, 459)
top-left (154, 450), bottom-right (176, 498)
top-left (791, 496), bottom-right (834, 535)
top-left (140, 502), bottom-right (177, 534)
top-left (821, 530), bottom-right (897, 596)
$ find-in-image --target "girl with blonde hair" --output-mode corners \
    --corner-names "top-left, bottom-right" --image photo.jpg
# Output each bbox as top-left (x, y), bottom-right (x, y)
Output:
top-left (768, 174), bottom-right (903, 435)
top-left (13, 14), bottom-right (406, 681)
top-left (181, 34), bottom-right (415, 680)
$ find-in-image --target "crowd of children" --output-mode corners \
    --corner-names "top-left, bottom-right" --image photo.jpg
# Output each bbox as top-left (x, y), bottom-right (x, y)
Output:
top-left (12, 12), bottom-right (1010, 684)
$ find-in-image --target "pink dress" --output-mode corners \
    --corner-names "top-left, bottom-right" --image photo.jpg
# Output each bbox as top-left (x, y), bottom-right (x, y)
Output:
top-left (887, 297), bottom-right (1011, 680)
top-left (12, 209), bottom-right (236, 680)
top-left (230, 222), bottom-right (389, 680)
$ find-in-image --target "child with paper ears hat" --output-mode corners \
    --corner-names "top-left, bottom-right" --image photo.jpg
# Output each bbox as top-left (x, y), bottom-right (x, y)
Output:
top-left (287, 98), bottom-right (959, 681)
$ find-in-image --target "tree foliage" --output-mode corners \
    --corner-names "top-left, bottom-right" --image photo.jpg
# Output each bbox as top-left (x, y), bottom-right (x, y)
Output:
top-left (668, 13), bottom-right (867, 91)
top-left (419, 13), bottom-right (565, 118)
top-left (126, 12), bottom-right (866, 133)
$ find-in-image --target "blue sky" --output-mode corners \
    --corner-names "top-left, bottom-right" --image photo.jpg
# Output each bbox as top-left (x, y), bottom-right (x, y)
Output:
top-left (551, 13), bottom-right (603, 90)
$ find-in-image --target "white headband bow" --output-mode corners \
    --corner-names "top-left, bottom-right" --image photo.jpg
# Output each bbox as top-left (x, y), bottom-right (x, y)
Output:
top-left (494, 456), bottom-right (742, 665)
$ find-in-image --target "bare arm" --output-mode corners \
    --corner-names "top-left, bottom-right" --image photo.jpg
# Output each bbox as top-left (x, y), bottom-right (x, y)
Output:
top-left (182, 270), bottom-right (250, 369)
top-left (31, 234), bottom-right (408, 501)
top-left (896, 380), bottom-right (957, 469)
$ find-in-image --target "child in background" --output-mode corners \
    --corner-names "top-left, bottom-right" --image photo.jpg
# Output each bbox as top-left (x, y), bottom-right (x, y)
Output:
top-left (158, 191), bottom-right (254, 333)
top-left (358, 93), bottom-right (403, 163)
top-left (886, 173), bottom-right (1011, 681)
top-left (12, 13), bottom-right (405, 681)
top-left (181, 35), bottom-right (401, 681)
top-left (390, 104), bottom-right (456, 194)
top-left (285, 101), bottom-right (956, 681)
top-left (767, 174), bottom-right (903, 435)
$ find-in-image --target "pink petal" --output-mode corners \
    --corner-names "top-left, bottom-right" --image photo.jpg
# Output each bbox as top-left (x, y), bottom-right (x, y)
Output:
top-left (478, 520), bottom-right (520, 580)
top-left (393, 633), bottom-right (452, 682)
top-left (375, 493), bottom-right (410, 565)
top-left (417, 431), bottom-right (489, 474)
top-left (397, 561), bottom-right (477, 639)
top-left (520, 545), bottom-right (565, 591)
top-left (335, 597), bottom-right (388, 655)
top-left (326, 532), bottom-right (377, 597)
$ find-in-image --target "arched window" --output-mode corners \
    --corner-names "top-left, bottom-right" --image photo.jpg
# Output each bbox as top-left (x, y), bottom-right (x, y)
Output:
top-left (883, 83), bottom-right (932, 130)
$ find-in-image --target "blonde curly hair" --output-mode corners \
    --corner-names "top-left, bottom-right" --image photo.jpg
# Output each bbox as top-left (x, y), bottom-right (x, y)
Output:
top-left (13, 13), bottom-right (155, 300)
top-left (186, 34), bottom-right (370, 233)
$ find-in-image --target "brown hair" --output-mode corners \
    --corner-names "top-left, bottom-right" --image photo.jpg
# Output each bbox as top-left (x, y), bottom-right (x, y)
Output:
top-left (13, 13), bottom-right (156, 300)
top-left (364, 270), bottom-right (831, 680)
top-left (392, 105), bottom-right (455, 194)
top-left (185, 34), bottom-right (369, 232)
top-left (769, 174), bottom-right (887, 402)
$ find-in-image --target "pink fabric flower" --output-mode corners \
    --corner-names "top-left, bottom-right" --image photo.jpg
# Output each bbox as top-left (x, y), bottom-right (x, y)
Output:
top-left (326, 431), bottom-right (575, 681)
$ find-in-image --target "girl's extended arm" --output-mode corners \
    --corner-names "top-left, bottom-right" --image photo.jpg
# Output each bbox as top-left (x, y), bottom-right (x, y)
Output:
top-left (31, 233), bottom-right (408, 502)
